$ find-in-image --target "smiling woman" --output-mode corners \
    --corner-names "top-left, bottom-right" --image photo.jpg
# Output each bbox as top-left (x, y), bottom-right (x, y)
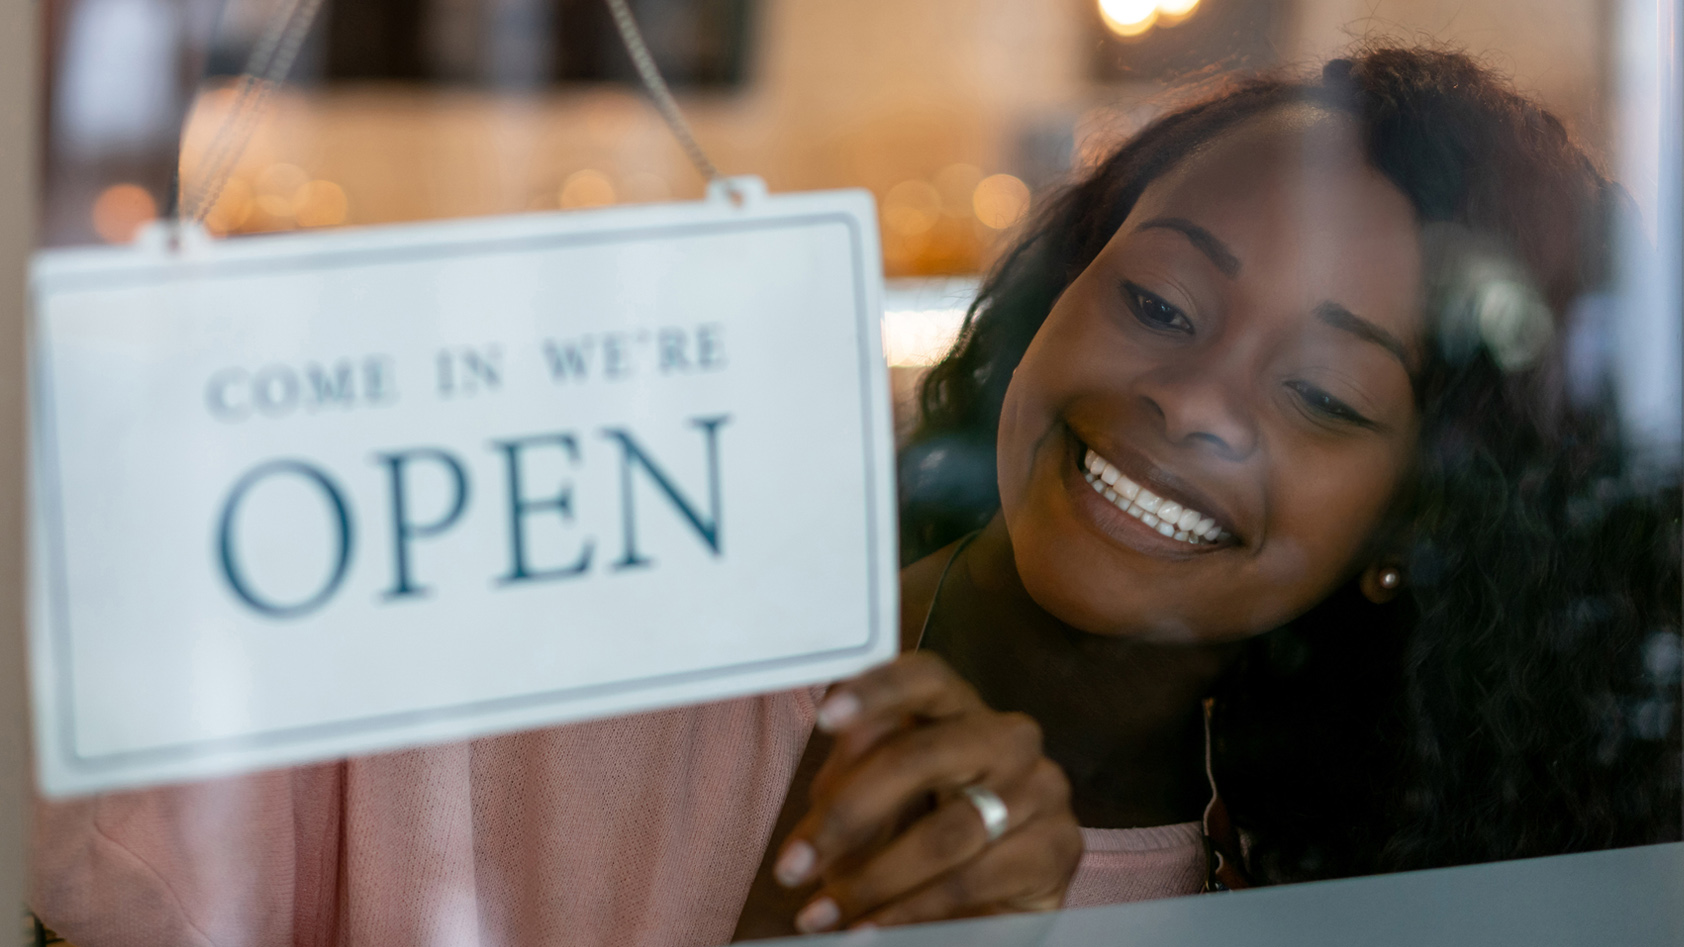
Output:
top-left (1001, 108), bottom-right (1425, 641)
top-left (897, 46), bottom-right (1681, 885)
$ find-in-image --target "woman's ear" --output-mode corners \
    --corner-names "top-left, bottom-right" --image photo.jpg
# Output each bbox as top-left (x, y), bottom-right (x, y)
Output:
top-left (1359, 561), bottom-right (1405, 604)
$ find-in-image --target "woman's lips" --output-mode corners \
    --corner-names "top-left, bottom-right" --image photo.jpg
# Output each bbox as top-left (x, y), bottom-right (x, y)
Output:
top-left (1080, 449), bottom-right (1231, 545)
top-left (1060, 431), bottom-right (1240, 558)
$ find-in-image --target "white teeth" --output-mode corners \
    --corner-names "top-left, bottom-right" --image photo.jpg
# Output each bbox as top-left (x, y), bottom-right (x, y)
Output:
top-left (1079, 447), bottom-right (1228, 548)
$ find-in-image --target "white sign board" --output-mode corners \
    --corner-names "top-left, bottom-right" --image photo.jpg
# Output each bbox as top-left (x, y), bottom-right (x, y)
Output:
top-left (29, 181), bottom-right (898, 796)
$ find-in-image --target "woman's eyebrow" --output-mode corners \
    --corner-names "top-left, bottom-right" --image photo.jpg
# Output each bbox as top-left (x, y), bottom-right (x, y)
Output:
top-left (1315, 301), bottom-right (1413, 369)
top-left (1137, 217), bottom-right (1241, 277)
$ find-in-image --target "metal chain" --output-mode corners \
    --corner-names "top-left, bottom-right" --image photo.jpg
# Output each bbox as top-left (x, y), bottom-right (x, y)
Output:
top-left (602, 0), bottom-right (723, 183)
top-left (179, 0), bottom-right (719, 228)
top-left (178, 0), bottom-right (328, 225)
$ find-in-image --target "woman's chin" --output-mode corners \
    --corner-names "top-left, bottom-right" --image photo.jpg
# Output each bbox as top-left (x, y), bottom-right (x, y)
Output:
top-left (1008, 510), bottom-right (1286, 644)
top-left (1008, 527), bottom-right (1187, 639)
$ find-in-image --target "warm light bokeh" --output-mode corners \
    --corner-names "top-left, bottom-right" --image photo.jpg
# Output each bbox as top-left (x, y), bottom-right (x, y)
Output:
top-left (875, 165), bottom-right (1033, 275)
top-left (1098, 0), bottom-right (1160, 36)
top-left (254, 163), bottom-right (311, 218)
top-left (295, 181), bottom-right (350, 228)
top-left (883, 180), bottom-right (943, 236)
top-left (203, 178), bottom-right (254, 235)
top-left (560, 169), bottom-right (617, 208)
top-left (90, 184), bottom-right (157, 244)
top-left (1099, 0), bottom-right (1202, 36)
top-left (973, 174), bottom-right (1031, 230)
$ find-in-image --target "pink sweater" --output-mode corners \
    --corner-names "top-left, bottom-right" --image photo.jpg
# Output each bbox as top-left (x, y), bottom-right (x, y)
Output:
top-left (31, 689), bottom-right (1205, 947)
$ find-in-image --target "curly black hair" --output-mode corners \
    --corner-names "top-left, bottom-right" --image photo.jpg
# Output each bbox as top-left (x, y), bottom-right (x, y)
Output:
top-left (897, 47), bottom-right (1682, 882)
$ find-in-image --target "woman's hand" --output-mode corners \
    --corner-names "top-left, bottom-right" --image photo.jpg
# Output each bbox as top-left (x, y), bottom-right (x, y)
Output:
top-left (770, 652), bottom-right (1083, 933)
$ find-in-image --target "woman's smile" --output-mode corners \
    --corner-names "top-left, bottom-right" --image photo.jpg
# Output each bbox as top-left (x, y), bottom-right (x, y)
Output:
top-left (1063, 428), bottom-right (1238, 558)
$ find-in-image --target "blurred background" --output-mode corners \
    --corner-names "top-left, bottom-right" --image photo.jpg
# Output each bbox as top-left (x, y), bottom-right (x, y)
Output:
top-left (37, 0), bottom-right (1662, 438)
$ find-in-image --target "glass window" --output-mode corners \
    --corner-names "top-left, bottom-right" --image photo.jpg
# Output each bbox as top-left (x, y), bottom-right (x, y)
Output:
top-left (22, 0), bottom-right (1682, 942)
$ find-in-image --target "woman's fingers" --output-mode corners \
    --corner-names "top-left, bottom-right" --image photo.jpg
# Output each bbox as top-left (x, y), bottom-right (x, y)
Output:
top-left (817, 652), bottom-right (985, 747)
top-left (819, 652), bottom-right (985, 732)
top-left (772, 651), bottom-right (1083, 934)
top-left (850, 815), bottom-right (1083, 929)
top-left (790, 711), bottom-right (1045, 883)
top-left (807, 653), bottom-right (989, 800)
top-left (813, 758), bottom-right (1074, 928)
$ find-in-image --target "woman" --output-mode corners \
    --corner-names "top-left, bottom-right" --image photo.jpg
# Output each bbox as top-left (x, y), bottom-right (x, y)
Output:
top-left (745, 44), bottom-right (1681, 933)
top-left (33, 46), bottom-right (1679, 945)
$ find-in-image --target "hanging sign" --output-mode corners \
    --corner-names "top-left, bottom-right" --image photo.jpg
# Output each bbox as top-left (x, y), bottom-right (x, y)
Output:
top-left (29, 179), bottom-right (898, 796)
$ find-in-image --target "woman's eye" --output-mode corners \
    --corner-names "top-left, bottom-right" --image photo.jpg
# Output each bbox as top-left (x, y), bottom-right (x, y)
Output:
top-left (1122, 281), bottom-right (1194, 334)
top-left (1285, 380), bottom-right (1377, 428)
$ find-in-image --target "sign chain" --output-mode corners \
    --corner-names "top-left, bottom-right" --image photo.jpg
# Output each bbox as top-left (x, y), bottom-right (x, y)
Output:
top-left (177, 0), bottom-right (723, 230)
top-left (602, 0), bottom-right (725, 184)
top-left (178, 0), bottom-right (328, 226)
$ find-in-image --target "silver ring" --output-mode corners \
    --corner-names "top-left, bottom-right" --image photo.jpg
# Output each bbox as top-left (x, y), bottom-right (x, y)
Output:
top-left (960, 784), bottom-right (1010, 843)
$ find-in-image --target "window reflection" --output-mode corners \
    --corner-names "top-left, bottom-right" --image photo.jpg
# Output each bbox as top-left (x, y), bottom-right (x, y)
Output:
top-left (27, 0), bottom-right (1683, 943)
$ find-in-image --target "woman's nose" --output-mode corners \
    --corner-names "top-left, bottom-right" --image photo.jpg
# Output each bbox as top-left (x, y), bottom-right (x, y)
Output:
top-left (1135, 365), bottom-right (1259, 462)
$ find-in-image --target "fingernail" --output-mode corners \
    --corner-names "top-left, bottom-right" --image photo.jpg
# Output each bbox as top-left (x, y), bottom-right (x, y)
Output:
top-left (796, 896), bottom-right (840, 933)
top-left (775, 840), bottom-right (815, 887)
top-left (816, 692), bottom-right (861, 732)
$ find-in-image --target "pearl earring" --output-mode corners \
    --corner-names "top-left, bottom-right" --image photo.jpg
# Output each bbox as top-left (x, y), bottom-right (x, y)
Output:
top-left (1379, 568), bottom-right (1402, 590)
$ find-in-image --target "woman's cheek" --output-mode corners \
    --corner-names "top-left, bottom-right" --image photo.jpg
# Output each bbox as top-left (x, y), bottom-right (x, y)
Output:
top-left (994, 382), bottom-right (1032, 515)
top-left (1236, 537), bottom-right (1330, 631)
top-left (1255, 467), bottom-right (1407, 613)
top-left (995, 349), bottom-right (1063, 514)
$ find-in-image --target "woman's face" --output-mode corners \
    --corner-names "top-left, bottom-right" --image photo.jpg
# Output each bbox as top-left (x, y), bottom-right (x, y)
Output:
top-left (998, 107), bottom-right (1425, 642)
